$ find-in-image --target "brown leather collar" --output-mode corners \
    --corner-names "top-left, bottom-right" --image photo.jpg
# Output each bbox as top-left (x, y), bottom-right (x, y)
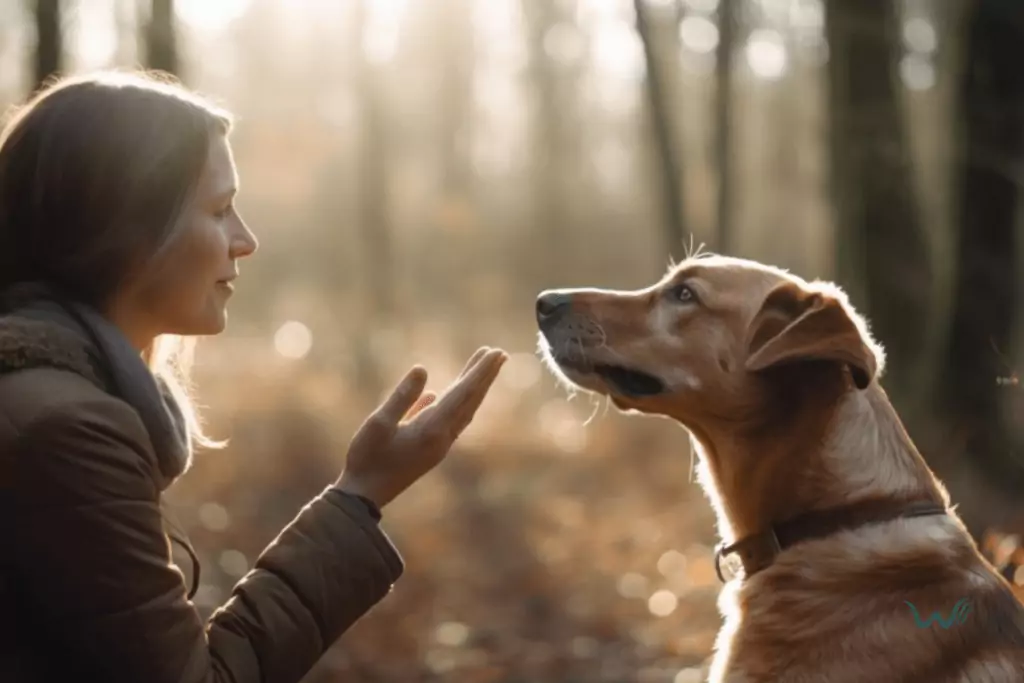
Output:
top-left (714, 498), bottom-right (949, 582)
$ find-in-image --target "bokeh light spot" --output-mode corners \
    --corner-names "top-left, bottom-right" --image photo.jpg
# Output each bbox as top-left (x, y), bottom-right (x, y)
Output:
top-left (274, 321), bottom-right (313, 359)
top-left (648, 589), bottom-right (678, 617)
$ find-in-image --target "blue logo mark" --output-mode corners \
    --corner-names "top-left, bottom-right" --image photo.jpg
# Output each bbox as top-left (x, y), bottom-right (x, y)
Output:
top-left (905, 598), bottom-right (972, 629)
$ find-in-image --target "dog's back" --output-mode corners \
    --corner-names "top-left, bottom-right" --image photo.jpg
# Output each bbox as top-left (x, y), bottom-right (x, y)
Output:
top-left (713, 513), bottom-right (1024, 682)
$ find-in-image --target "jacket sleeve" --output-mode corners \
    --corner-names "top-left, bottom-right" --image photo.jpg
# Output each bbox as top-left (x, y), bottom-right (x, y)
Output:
top-left (9, 394), bottom-right (404, 683)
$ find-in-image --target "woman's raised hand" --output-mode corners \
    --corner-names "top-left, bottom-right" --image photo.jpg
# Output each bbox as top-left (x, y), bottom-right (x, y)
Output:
top-left (336, 347), bottom-right (508, 509)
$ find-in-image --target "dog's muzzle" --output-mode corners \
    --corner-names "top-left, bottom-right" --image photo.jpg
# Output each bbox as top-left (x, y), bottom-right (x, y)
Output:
top-left (536, 290), bottom-right (572, 334)
top-left (536, 290), bottom-right (667, 397)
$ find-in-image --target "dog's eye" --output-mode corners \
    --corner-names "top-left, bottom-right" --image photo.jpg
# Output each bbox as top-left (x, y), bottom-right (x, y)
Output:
top-left (671, 284), bottom-right (698, 304)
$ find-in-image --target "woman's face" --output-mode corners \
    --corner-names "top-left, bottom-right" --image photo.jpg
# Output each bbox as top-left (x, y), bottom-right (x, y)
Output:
top-left (113, 134), bottom-right (258, 346)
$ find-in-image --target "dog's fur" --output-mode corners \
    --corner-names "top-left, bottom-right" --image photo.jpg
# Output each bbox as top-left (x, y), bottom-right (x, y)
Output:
top-left (536, 254), bottom-right (1024, 682)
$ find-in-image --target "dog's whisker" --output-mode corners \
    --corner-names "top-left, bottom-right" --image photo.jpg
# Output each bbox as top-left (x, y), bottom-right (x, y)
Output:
top-left (582, 394), bottom-right (601, 426)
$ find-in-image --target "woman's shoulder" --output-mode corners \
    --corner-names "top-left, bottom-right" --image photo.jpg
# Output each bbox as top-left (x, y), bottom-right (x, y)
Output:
top-left (0, 364), bottom-right (137, 430)
top-left (0, 316), bottom-right (152, 464)
top-left (0, 364), bottom-right (161, 505)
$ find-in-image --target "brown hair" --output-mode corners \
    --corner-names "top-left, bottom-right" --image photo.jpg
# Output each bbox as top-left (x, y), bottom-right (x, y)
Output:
top-left (0, 70), bottom-right (234, 448)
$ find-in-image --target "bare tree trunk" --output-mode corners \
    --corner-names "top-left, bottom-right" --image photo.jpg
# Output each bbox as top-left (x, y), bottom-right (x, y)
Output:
top-left (824, 0), bottom-right (932, 405)
top-left (521, 0), bottom-right (573, 281)
top-left (114, 0), bottom-right (137, 66)
top-left (32, 0), bottom-right (61, 92)
top-left (350, 0), bottom-right (395, 400)
top-left (714, 0), bottom-right (736, 254)
top-left (932, 0), bottom-right (1024, 527)
top-left (437, 0), bottom-right (473, 199)
top-left (635, 0), bottom-right (687, 262)
top-left (145, 0), bottom-right (179, 75)
top-left (435, 0), bottom-right (475, 355)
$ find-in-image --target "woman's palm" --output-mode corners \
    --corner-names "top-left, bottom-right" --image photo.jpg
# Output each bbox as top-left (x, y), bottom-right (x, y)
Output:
top-left (337, 347), bottom-right (507, 508)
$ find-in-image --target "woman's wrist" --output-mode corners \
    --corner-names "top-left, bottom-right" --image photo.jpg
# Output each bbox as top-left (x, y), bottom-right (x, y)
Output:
top-left (350, 492), bottom-right (382, 522)
top-left (328, 484), bottom-right (383, 522)
top-left (334, 474), bottom-right (385, 518)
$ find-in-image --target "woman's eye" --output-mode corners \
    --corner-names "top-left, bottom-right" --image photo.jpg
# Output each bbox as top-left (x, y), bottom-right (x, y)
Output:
top-left (214, 204), bottom-right (233, 219)
top-left (672, 284), bottom-right (697, 303)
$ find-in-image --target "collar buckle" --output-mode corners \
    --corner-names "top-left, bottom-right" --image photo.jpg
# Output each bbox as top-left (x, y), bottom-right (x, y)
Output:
top-left (715, 528), bottom-right (782, 583)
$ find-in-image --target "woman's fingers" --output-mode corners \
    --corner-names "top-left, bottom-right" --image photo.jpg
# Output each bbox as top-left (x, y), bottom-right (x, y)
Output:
top-left (374, 365), bottom-right (429, 425)
top-left (455, 351), bottom-right (507, 428)
top-left (402, 347), bottom-right (502, 426)
top-left (404, 390), bottom-right (438, 420)
top-left (457, 346), bottom-right (491, 380)
top-left (432, 349), bottom-right (507, 426)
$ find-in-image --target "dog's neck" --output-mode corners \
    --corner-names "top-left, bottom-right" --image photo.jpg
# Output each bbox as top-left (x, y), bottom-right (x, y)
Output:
top-left (694, 374), bottom-right (946, 544)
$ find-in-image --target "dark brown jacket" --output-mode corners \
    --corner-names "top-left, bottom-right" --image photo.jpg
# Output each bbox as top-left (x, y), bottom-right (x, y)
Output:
top-left (0, 317), bottom-right (404, 682)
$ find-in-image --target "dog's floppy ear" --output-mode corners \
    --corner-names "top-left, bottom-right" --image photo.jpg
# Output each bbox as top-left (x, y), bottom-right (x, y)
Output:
top-left (744, 280), bottom-right (880, 389)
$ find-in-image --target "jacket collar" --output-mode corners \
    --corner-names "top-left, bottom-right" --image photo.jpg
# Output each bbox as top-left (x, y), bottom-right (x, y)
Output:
top-left (0, 284), bottom-right (191, 491)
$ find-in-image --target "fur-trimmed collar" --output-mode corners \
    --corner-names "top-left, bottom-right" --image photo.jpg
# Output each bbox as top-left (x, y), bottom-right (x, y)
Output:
top-left (0, 314), bottom-right (106, 389)
top-left (0, 290), bottom-right (192, 492)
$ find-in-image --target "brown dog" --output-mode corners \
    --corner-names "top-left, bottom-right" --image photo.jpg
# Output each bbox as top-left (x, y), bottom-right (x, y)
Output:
top-left (536, 254), bottom-right (1024, 682)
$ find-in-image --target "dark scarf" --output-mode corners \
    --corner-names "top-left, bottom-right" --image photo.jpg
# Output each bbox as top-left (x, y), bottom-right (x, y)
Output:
top-left (0, 282), bottom-right (192, 490)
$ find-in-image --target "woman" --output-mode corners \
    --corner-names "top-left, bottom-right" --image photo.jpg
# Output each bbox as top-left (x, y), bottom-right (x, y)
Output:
top-left (0, 71), bottom-right (507, 683)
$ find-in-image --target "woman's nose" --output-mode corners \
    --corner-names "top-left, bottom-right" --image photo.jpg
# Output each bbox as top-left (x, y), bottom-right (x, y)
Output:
top-left (229, 218), bottom-right (259, 258)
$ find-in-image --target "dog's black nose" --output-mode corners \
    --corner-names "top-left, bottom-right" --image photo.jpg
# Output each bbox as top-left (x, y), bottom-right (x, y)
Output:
top-left (536, 290), bottom-right (572, 327)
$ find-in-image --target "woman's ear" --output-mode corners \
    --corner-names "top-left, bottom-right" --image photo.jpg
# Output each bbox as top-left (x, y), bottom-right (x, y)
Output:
top-left (744, 281), bottom-right (881, 390)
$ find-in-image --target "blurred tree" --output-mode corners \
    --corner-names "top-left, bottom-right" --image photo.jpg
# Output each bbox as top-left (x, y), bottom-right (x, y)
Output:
top-left (31, 0), bottom-right (62, 92)
top-left (142, 0), bottom-right (178, 75)
top-left (522, 0), bottom-right (578, 279)
top-left (714, 0), bottom-right (736, 254)
top-left (824, 0), bottom-right (932, 406)
top-left (935, 0), bottom-right (1024, 504)
top-left (113, 0), bottom-right (136, 66)
top-left (144, 0), bottom-right (179, 75)
top-left (635, 0), bottom-right (687, 262)
top-left (431, 0), bottom-right (476, 354)
top-left (436, 0), bottom-right (474, 202)
top-left (350, 0), bottom-right (395, 400)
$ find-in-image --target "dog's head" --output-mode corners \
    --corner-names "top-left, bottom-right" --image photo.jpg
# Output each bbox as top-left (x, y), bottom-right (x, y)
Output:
top-left (536, 255), bottom-right (885, 430)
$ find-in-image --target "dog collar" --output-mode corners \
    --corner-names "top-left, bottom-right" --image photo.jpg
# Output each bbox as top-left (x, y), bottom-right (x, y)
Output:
top-left (714, 498), bottom-right (949, 582)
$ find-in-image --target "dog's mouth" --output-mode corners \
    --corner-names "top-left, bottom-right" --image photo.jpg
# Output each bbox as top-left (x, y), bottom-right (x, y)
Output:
top-left (597, 364), bottom-right (666, 396)
top-left (555, 357), bottom-right (666, 397)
